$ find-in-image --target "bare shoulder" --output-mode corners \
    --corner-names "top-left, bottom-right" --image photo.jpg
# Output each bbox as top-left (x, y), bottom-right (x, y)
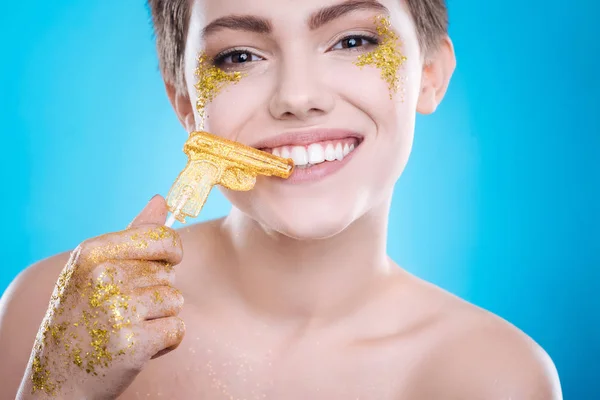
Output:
top-left (406, 279), bottom-right (562, 400)
top-left (174, 217), bottom-right (229, 266)
top-left (0, 251), bottom-right (71, 398)
top-left (176, 217), bottom-right (226, 243)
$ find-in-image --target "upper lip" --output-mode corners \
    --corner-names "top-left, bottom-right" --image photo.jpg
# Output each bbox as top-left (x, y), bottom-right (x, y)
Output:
top-left (251, 129), bottom-right (364, 150)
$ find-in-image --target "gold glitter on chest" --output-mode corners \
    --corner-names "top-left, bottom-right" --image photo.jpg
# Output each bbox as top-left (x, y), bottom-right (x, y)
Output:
top-left (354, 15), bottom-right (407, 99)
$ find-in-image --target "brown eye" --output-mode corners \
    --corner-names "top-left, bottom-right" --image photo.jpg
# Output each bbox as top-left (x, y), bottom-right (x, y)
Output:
top-left (342, 37), bottom-right (364, 48)
top-left (230, 52), bottom-right (250, 63)
top-left (331, 35), bottom-right (378, 51)
top-left (214, 50), bottom-right (263, 67)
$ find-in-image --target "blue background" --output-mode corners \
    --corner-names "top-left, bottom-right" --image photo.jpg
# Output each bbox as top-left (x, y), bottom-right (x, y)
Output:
top-left (0, 0), bottom-right (598, 398)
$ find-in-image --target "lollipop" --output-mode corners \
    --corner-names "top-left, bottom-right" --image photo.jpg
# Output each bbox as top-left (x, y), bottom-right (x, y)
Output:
top-left (165, 131), bottom-right (293, 226)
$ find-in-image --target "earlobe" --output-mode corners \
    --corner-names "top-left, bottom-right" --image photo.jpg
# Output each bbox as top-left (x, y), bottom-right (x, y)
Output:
top-left (416, 36), bottom-right (456, 115)
top-left (165, 82), bottom-right (196, 132)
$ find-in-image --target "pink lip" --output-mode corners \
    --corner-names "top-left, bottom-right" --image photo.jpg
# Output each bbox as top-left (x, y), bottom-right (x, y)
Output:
top-left (252, 128), bottom-right (364, 150)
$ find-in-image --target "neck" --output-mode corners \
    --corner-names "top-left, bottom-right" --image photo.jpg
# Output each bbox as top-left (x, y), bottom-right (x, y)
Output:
top-left (218, 196), bottom-right (395, 324)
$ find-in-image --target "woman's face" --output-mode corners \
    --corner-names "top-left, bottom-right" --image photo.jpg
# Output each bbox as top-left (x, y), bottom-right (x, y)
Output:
top-left (182, 0), bottom-right (430, 239)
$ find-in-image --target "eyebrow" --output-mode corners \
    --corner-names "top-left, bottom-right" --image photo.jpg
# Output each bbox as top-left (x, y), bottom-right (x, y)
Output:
top-left (201, 0), bottom-right (389, 39)
top-left (308, 0), bottom-right (389, 30)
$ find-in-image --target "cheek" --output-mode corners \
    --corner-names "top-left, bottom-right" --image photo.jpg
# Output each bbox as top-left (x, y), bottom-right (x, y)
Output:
top-left (326, 51), bottom-right (421, 120)
top-left (327, 56), bottom-right (420, 149)
top-left (327, 59), bottom-right (419, 185)
top-left (200, 82), bottom-right (260, 137)
top-left (195, 69), bottom-right (275, 140)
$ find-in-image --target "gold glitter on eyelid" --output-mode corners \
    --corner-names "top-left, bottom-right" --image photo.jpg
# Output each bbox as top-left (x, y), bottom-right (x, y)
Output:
top-left (354, 15), bottom-right (408, 99)
top-left (194, 53), bottom-right (244, 130)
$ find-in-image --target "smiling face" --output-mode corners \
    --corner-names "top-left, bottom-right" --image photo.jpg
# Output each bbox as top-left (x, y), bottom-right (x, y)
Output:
top-left (175, 0), bottom-right (454, 239)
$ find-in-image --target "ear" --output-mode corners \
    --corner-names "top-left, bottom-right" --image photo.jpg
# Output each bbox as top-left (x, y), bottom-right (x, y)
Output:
top-left (166, 81), bottom-right (196, 132)
top-left (416, 36), bottom-right (456, 114)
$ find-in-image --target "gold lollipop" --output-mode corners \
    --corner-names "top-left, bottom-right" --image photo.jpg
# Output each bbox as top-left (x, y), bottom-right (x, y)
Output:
top-left (165, 131), bottom-right (293, 226)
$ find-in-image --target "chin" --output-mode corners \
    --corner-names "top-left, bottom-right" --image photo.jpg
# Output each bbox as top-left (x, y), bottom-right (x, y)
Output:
top-left (267, 213), bottom-right (353, 240)
top-left (226, 190), bottom-right (363, 241)
top-left (266, 193), bottom-right (372, 240)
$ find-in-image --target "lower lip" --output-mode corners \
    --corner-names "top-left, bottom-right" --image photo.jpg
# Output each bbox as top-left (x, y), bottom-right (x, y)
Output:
top-left (281, 144), bottom-right (361, 184)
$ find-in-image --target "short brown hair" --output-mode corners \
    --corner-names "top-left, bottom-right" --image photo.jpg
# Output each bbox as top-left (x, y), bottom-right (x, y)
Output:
top-left (147, 0), bottom-right (448, 92)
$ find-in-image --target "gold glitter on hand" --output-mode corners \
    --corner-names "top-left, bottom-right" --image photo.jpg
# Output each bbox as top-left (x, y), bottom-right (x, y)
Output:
top-left (354, 15), bottom-right (407, 99)
top-left (153, 290), bottom-right (164, 304)
top-left (26, 227), bottom-right (183, 396)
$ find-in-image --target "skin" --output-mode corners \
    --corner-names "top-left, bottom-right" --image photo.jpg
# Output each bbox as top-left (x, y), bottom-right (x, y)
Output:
top-left (0, 0), bottom-right (562, 399)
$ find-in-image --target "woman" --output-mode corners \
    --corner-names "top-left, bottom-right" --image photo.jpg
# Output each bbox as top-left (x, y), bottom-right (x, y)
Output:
top-left (3, 0), bottom-right (561, 398)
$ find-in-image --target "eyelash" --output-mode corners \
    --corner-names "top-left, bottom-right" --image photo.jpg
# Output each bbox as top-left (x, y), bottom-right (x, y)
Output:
top-left (211, 33), bottom-right (380, 67)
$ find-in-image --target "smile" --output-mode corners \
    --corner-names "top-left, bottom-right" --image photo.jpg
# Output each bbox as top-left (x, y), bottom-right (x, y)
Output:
top-left (254, 129), bottom-right (364, 184)
top-left (263, 138), bottom-right (359, 169)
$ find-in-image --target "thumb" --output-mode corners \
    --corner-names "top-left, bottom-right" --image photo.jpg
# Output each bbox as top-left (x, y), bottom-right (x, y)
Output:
top-left (128, 195), bottom-right (169, 228)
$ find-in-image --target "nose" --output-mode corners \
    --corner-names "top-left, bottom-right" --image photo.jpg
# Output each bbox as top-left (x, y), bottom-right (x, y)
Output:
top-left (269, 56), bottom-right (334, 121)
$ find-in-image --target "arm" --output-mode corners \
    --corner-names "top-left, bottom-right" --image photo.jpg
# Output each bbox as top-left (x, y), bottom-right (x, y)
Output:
top-left (0, 254), bottom-right (70, 399)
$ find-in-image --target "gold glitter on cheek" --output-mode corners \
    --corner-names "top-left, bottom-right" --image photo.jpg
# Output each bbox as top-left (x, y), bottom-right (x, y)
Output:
top-left (194, 53), bottom-right (244, 130)
top-left (354, 15), bottom-right (408, 99)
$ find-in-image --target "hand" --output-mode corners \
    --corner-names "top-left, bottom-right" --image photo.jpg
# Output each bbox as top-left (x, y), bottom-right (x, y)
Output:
top-left (17, 195), bottom-right (185, 400)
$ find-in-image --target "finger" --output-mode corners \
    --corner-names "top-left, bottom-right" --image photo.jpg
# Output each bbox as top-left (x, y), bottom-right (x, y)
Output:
top-left (79, 225), bottom-right (183, 265)
top-left (128, 195), bottom-right (169, 228)
top-left (144, 317), bottom-right (186, 359)
top-left (108, 260), bottom-right (176, 289)
top-left (132, 286), bottom-right (184, 321)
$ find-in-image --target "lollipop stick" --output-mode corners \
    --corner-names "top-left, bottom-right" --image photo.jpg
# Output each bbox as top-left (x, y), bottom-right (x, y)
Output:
top-left (165, 214), bottom-right (177, 228)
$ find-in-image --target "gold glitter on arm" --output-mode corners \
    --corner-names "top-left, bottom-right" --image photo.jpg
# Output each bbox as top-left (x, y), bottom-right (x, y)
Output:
top-left (354, 15), bottom-right (408, 99)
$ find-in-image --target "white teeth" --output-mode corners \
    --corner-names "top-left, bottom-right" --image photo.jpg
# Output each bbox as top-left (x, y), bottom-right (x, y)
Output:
top-left (307, 143), bottom-right (325, 164)
top-left (335, 143), bottom-right (344, 161)
top-left (270, 140), bottom-right (358, 167)
top-left (324, 144), bottom-right (336, 161)
top-left (290, 146), bottom-right (308, 166)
